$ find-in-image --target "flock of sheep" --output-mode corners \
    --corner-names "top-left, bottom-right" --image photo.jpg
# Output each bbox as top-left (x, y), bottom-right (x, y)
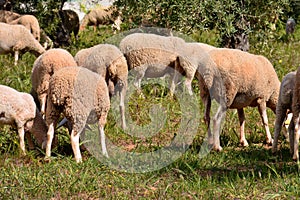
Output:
top-left (0, 7), bottom-right (300, 164)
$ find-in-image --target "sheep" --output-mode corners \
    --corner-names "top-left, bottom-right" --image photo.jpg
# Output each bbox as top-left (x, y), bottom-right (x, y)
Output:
top-left (74, 46), bottom-right (95, 66)
top-left (0, 84), bottom-right (48, 155)
top-left (45, 66), bottom-right (111, 163)
top-left (79, 6), bottom-right (122, 33)
top-left (0, 10), bottom-right (20, 23)
top-left (172, 42), bottom-right (217, 96)
top-left (272, 71), bottom-right (296, 154)
top-left (291, 66), bottom-right (300, 161)
top-left (9, 14), bottom-right (41, 41)
top-left (0, 10), bottom-right (41, 41)
top-left (30, 48), bottom-right (78, 117)
top-left (82, 44), bottom-right (128, 130)
top-left (0, 22), bottom-right (45, 65)
top-left (119, 32), bottom-right (188, 95)
top-left (286, 18), bottom-right (296, 35)
top-left (183, 48), bottom-right (280, 151)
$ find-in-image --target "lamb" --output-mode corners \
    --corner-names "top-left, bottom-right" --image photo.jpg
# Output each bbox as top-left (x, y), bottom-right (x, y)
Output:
top-left (119, 33), bottom-right (188, 95)
top-left (291, 66), bottom-right (300, 161)
top-left (45, 66), bottom-right (111, 163)
top-left (272, 71), bottom-right (296, 154)
top-left (0, 84), bottom-right (48, 155)
top-left (0, 22), bottom-right (45, 65)
top-left (9, 14), bottom-right (41, 41)
top-left (82, 44), bottom-right (128, 129)
top-left (79, 6), bottom-right (122, 32)
top-left (183, 48), bottom-right (280, 151)
top-left (30, 48), bottom-right (78, 117)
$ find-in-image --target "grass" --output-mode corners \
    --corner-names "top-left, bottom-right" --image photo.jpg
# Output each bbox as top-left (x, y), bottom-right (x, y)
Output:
top-left (0, 24), bottom-right (300, 199)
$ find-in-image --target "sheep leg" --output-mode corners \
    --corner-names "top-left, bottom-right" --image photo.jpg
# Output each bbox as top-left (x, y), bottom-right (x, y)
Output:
top-left (212, 105), bottom-right (226, 151)
top-left (258, 102), bottom-right (273, 145)
top-left (17, 126), bottom-right (26, 155)
top-left (45, 122), bottom-right (55, 159)
top-left (14, 50), bottom-right (19, 66)
top-left (238, 108), bottom-right (249, 147)
top-left (39, 93), bottom-right (47, 118)
top-left (25, 132), bottom-right (35, 150)
top-left (293, 114), bottom-right (300, 161)
top-left (202, 92), bottom-right (213, 145)
top-left (70, 129), bottom-right (82, 163)
top-left (272, 105), bottom-right (287, 153)
top-left (289, 119), bottom-right (295, 155)
top-left (119, 87), bottom-right (126, 130)
top-left (98, 125), bottom-right (108, 157)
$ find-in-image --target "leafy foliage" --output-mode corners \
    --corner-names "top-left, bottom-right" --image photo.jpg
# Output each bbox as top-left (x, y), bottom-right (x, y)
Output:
top-left (114, 0), bottom-right (291, 47)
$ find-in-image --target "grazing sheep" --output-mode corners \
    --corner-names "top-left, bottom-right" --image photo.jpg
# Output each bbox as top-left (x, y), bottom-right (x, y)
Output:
top-left (0, 85), bottom-right (48, 154)
top-left (45, 66), bottom-right (111, 163)
top-left (82, 44), bottom-right (128, 129)
top-left (286, 18), bottom-right (296, 35)
top-left (192, 48), bottom-right (280, 151)
top-left (0, 10), bottom-right (41, 41)
top-left (79, 6), bottom-right (122, 32)
top-left (0, 22), bottom-right (45, 65)
top-left (31, 48), bottom-right (77, 117)
top-left (272, 71), bottom-right (296, 154)
top-left (291, 66), bottom-right (300, 161)
top-left (74, 46), bottom-right (95, 66)
top-left (173, 42), bottom-right (217, 95)
top-left (0, 10), bottom-right (20, 23)
top-left (9, 14), bottom-right (41, 41)
top-left (119, 33), bottom-right (188, 95)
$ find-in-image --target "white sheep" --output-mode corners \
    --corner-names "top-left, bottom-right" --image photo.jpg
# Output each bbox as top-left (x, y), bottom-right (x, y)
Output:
top-left (79, 6), bottom-right (122, 33)
top-left (186, 48), bottom-right (280, 151)
top-left (0, 10), bottom-right (20, 23)
top-left (0, 10), bottom-right (41, 41)
top-left (0, 22), bottom-right (45, 65)
top-left (31, 48), bottom-right (78, 117)
top-left (45, 66), bottom-right (111, 163)
top-left (0, 84), bottom-right (48, 154)
top-left (291, 67), bottom-right (300, 160)
top-left (74, 46), bottom-right (95, 66)
top-left (119, 32), bottom-right (188, 95)
top-left (272, 71), bottom-right (296, 154)
top-left (173, 42), bottom-right (217, 95)
top-left (81, 44), bottom-right (128, 129)
top-left (9, 14), bottom-right (41, 41)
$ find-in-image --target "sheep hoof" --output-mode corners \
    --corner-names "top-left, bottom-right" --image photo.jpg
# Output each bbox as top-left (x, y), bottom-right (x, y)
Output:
top-left (213, 145), bottom-right (223, 152)
top-left (240, 140), bottom-right (249, 147)
top-left (265, 139), bottom-right (273, 146)
top-left (271, 147), bottom-right (277, 154)
top-left (44, 156), bottom-right (52, 163)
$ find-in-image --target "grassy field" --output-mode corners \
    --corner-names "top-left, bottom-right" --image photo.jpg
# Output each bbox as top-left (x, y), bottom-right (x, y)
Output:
top-left (0, 25), bottom-right (300, 199)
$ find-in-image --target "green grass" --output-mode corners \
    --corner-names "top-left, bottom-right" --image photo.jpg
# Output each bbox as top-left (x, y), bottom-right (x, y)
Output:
top-left (1, 25), bottom-right (300, 199)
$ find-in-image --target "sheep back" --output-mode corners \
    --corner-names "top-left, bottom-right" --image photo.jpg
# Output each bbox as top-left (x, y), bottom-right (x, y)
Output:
top-left (31, 48), bottom-right (77, 96)
top-left (0, 22), bottom-right (45, 56)
top-left (207, 48), bottom-right (280, 109)
top-left (47, 66), bottom-right (110, 131)
top-left (0, 85), bottom-right (35, 127)
top-left (83, 44), bottom-right (128, 83)
top-left (119, 33), bottom-right (185, 75)
top-left (10, 14), bottom-right (41, 41)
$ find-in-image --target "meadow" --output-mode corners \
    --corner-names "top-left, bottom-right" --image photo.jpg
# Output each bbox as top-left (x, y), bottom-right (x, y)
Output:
top-left (0, 24), bottom-right (300, 199)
